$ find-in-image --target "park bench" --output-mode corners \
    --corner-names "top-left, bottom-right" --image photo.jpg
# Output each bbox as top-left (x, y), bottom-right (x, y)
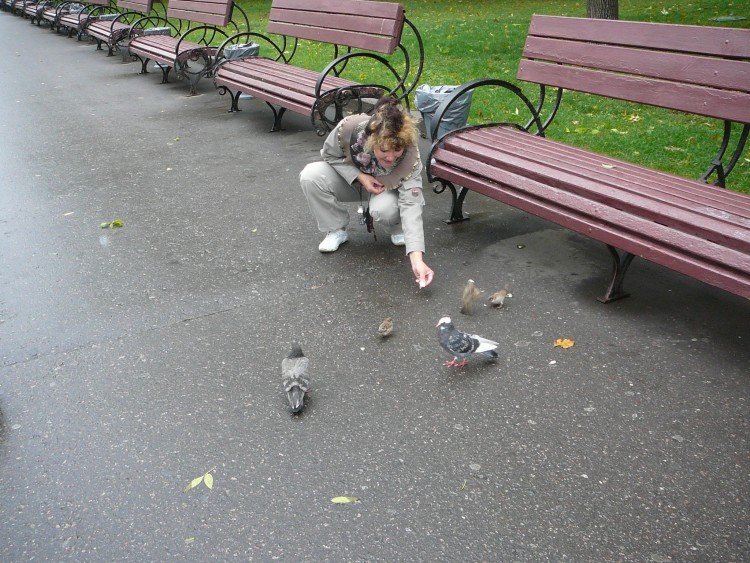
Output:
top-left (39, 0), bottom-right (113, 38)
top-left (125, 0), bottom-right (249, 95)
top-left (86, 0), bottom-right (158, 57)
top-left (427, 15), bottom-right (750, 303)
top-left (212, 0), bottom-right (424, 135)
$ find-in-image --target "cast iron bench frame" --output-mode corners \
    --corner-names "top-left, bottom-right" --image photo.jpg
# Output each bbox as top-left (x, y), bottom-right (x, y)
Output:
top-left (427, 15), bottom-right (750, 302)
top-left (212, 0), bottom-right (424, 135)
top-left (126, 0), bottom-right (249, 95)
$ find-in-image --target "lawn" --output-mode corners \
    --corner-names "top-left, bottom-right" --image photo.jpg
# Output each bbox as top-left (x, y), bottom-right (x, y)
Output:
top-left (234, 0), bottom-right (750, 193)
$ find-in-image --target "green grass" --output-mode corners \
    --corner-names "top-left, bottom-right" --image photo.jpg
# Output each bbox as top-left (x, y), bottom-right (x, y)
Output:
top-left (231, 0), bottom-right (750, 193)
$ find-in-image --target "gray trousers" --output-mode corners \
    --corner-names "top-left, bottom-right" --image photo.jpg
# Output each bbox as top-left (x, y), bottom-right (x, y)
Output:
top-left (300, 161), bottom-right (402, 234)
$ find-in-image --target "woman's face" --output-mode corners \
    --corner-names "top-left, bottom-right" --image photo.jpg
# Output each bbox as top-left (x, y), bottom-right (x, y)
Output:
top-left (373, 145), bottom-right (404, 167)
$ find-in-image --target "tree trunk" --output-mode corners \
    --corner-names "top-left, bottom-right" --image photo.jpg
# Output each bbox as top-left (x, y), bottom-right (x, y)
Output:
top-left (587, 0), bottom-right (619, 19)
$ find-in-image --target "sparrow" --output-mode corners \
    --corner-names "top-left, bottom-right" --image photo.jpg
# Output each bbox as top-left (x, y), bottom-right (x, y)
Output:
top-left (488, 289), bottom-right (512, 307)
top-left (378, 317), bottom-right (394, 337)
top-left (460, 279), bottom-right (482, 315)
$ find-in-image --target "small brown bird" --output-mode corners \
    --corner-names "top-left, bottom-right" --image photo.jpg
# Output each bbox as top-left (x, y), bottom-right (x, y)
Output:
top-left (460, 279), bottom-right (482, 315)
top-left (488, 289), bottom-right (512, 307)
top-left (378, 317), bottom-right (394, 337)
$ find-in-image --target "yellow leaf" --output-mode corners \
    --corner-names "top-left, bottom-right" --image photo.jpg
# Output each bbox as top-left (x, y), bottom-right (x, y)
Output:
top-left (185, 538), bottom-right (195, 543)
top-left (331, 496), bottom-right (360, 504)
top-left (601, 164), bottom-right (616, 169)
top-left (204, 472), bottom-right (214, 490)
top-left (554, 338), bottom-right (575, 349)
top-left (184, 476), bottom-right (204, 492)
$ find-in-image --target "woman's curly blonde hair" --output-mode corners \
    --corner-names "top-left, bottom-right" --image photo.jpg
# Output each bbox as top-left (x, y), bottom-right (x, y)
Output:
top-left (364, 97), bottom-right (419, 153)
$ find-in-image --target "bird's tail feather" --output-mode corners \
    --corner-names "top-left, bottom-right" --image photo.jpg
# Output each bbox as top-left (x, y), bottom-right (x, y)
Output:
top-left (481, 350), bottom-right (498, 359)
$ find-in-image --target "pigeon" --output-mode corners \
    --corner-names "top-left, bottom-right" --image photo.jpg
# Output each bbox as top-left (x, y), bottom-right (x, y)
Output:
top-left (436, 316), bottom-right (499, 367)
top-left (281, 343), bottom-right (311, 413)
top-left (488, 289), bottom-right (512, 307)
top-left (460, 279), bottom-right (482, 315)
top-left (378, 317), bottom-right (394, 337)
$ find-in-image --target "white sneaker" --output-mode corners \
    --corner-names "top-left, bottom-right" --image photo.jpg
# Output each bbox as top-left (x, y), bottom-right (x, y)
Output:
top-left (390, 233), bottom-right (405, 246)
top-left (318, 229), bottom-right (348, 252)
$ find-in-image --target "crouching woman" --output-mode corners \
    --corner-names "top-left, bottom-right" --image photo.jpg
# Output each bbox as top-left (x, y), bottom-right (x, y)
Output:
top-left (299, 97), bottom-right (434, 288)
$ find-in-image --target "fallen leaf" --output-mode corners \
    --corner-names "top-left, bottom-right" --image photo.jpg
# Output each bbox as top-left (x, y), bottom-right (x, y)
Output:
top-left (601, 164), bottom-right (616, 169)
top-left (331, 496), bottom-right (360, 504)
top-left (184, 476), bottom-right (204, 493)
top-left (554, 338), bottom-right (575, 349)
top-left (100, 219), bottom-right (124, 229)
top-left (204, 472), bottom-right (214, 490)
top-left (185, 538), bottom-right (195, 543)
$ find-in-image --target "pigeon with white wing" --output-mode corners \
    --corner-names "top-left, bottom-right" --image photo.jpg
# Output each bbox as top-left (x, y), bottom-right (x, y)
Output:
top-left (436, 316), bottom-right (499, 367)
top-left (281, 343), bottom-right (311, 413)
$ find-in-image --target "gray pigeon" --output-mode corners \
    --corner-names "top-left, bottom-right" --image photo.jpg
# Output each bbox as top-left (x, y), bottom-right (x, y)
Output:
top-left (436, 316), bottom-right (499, 367)
top-left (281, 343), bottom-right (311, 413)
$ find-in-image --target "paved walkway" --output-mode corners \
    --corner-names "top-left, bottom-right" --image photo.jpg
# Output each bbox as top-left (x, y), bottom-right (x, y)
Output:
top-left (1, 11), bottom-right (748, 562)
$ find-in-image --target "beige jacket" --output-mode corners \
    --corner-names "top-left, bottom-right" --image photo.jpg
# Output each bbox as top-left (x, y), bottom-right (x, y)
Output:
top-left (321, 115), bottom-right (426, 254)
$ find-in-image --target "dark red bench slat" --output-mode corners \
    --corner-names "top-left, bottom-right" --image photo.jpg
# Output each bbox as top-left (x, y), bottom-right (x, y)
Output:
top-left (518, 60), bottom-right (750, 123)
top-left (118, 0), bottom-right (152, 12)
top-left (128, 35), bottom-right (207, 64)
top-left (266, 0), bottom-right (404, 54)
top-left (87, 19), bottom-right (131, 39)
top-left (214, 59), bottom-right (357, 114)
top-left (472, 128), bottom-right (750, 220)
top-left (167, 0), bottom-right (233, 27)
top-left (438, 131), bottom-right (750, 253)
top-left (528, 15), bottom-right (750, 58)
top-left (272, 0), bottom-right (403, 20)
top-left (523, 37), bottom-right (750, 93)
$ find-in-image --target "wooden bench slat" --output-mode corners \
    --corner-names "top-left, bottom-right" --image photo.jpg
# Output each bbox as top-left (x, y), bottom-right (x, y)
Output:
top-left (118, 0), bottom-right (152, 12)
top-left (215, 60), bottom-right (356, 104)
top-left (529, 15), bottom-right (750, 58)
top-left (270, 7), bottom-right (403, 36)
top-left (473, 128), bottom-right (750, 218)
top-left (436, 137), bottom-right (750, 253)
top-left (523, 37), bottom-right (750, 94)
top-left (267, 21), bottom-right (399, 54)
top-left (518, 60), bottom-right (750, 123)
top-left (272, 0), bottom-right (404, 20)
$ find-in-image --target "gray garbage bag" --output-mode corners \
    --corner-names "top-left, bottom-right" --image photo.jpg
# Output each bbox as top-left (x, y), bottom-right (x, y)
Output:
top-left (414, 84), bottom-right (473, 141)
top-left (144, 27), bottom-right (171, 35)
top-left (224, 42), bottom-right (259, 60)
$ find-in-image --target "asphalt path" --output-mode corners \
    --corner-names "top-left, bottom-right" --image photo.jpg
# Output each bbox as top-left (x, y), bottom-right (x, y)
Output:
top-left (0, 10), bottom-right (748, 562)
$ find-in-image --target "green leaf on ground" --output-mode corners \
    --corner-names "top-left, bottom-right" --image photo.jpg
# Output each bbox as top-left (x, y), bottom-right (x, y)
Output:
top-left (331, 496), bottom-right (360, 504)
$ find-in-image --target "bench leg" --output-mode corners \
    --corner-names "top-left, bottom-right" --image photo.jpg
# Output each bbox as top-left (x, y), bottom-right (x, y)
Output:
top-left (434, 180), bottom-right (470, 224)
top-left (269, 105), bottom-right (287, 133)
top-left (598, 245), bottom-right (635, 303)
top-left (159, 64), bottom-right (171, 84)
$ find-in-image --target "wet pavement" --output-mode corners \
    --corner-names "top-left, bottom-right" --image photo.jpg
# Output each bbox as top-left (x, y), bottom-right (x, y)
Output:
top-left (1, 10), bottom-right (748, 563)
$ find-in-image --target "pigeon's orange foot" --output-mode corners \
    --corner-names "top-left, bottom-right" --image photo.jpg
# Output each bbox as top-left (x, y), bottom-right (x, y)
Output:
top-left (453, 359), bottom-right (468, 368)
top-left (443, 358), bottom-right (457, 367)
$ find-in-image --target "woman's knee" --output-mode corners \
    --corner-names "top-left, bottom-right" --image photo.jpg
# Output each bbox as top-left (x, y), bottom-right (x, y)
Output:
top-left (369, 191), bottom-right (400, 225)
top-left (300, 162), bottom-right (332, 192)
